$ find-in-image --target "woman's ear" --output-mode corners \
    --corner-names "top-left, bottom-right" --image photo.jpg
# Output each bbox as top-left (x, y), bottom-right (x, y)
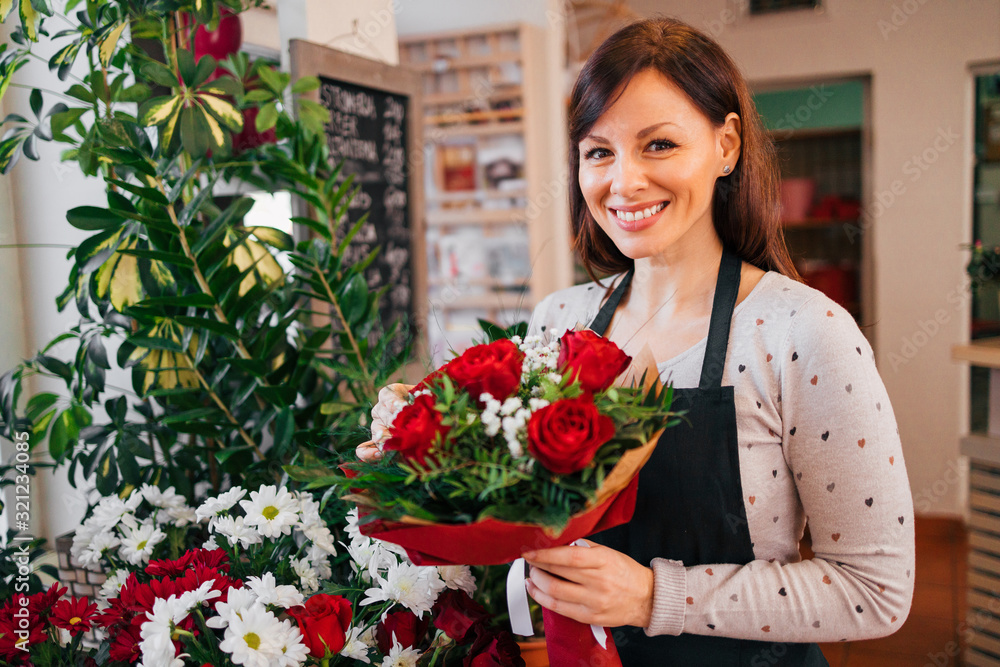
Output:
top-left (719, 112), bottom-right (742, 170)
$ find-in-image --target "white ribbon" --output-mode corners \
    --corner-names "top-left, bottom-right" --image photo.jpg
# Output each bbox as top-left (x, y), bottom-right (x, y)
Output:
top-left (506, 539), bottom-right (609, 649)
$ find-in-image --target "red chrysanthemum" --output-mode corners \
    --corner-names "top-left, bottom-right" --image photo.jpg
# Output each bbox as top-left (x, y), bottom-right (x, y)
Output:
top-left (50, 596), bottom-right (100, 636)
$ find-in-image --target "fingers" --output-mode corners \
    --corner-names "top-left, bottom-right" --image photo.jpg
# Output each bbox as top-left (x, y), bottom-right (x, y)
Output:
top-left (371, 384), bottom-right (412, 436)
top-left (523, 543), bottom-right (604, 570)
top-left (525, 570), bottom-right (599, 624)
top-left (355, 441), bottom-right (384, 462)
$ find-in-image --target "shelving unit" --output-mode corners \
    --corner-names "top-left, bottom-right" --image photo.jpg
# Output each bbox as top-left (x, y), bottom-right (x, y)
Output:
top-left (773, 128), bottom-right (864, 321)
top-left (399, 24), bottom-right (571, 366)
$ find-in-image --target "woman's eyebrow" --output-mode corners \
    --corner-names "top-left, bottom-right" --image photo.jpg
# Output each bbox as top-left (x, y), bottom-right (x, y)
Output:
top-left (583, 121), bottom-right (680, 144)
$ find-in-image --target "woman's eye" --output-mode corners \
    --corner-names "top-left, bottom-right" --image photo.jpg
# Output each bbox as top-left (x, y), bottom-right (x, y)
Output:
top-left (647, 139), bottom-right (676, 152)
top-left (583, 147), bottom-right (611, 160)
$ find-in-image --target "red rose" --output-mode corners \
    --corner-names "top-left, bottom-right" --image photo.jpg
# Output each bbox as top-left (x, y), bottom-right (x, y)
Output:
top-left (557, 329), bottom-right (631, 393)
top-left (463, 627), bottom-right (525, 667)
top-left (432, 589), bottom-right (490, 644)
top-left (527, 396), bottom-right (616, 475)
top-left (441, 339), bottom-right (524, 403)
top-left (375, 609), bottom-right (430, 653)
top-left (383, 394), bottom-right (450, 464)
top-left (287, 594), bottom-right (352, 658)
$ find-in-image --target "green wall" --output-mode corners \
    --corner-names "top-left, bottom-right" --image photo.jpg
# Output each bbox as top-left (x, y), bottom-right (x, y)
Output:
top-left (753, 81), bottom-right (864, 132)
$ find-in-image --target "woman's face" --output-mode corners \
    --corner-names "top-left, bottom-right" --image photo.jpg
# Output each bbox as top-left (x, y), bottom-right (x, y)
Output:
top-left (578, 68), bottom-right (740, 262)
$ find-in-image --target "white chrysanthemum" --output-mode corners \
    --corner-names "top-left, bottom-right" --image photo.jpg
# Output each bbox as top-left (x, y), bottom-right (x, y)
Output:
top-left (347, 537), bottom-right (397, 581)
top-left (99, 569), bottom-right (130, 600)
top-left (140, 485), bottom-right (186, 510)
top-left (218, 602), bottom-right (284, 667)
top-left (340, 626), bottom-right (372, 663)
top-left (207, 587), bottom-right (258, 629)
top-left (274, 619), bottom-right (310, 667)
top-left (302, 523), bottom-right (337, 555)
top-left (361, 561), bottom-right (446, 616)
top-left (345, 508), bottom-right (363, 542)
top-left (70, 520), bottom-right (102, 561)
top-left (307, 543), bottom-right (333, 581)
top-left (120, 522), bottom-right (166, 566)
top-left (139, 595), bottom-right (190, 667)
top-left (240, 485), bottom-right (300, 538)
top-left (78, 530), bottom-right (120, 570)
top-left (196, 487), bottom-right (248, 521)
top-left (176, 580), bottom-right (221, 610)
top-left (90, 493), bottom-right (142, 532)
top-left (202, 535), bottom-right (219, 551)
top-left (245, 573), bottom-right (304, 609)
top-left (437, 565), bottom-right (476, 596)
top-left (291, 557), bottom-right (320, 594)
top-left (380, 640), bottom-right (422, 667)
top-left (164, 504), bottom-right (198, 527)
top-left (211, 515), bottom-right (263, 549)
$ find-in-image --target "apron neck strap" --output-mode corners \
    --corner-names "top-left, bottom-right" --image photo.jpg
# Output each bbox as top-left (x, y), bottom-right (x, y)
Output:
top-left (587, 250), bottom-right (743, 389)
top-left (699, 249), bottom-right (742, 389)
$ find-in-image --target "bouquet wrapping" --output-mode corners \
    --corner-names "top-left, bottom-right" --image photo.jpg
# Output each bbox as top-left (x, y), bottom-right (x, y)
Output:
top-left (334, 329), bottom-right (677, 667)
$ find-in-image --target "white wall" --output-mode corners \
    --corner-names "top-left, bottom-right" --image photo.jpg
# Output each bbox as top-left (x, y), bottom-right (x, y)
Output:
top-left (395, 0), bottom-right (551, 34)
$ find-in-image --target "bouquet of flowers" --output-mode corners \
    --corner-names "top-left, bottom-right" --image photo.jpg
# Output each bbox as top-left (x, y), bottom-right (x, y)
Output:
top-left (8, 483), bottom-right (521, 666)
top-left (335, 329), bottom-right (676, 566)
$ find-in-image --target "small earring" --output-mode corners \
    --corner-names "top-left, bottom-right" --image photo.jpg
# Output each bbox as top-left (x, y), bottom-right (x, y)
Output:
top-left (723, 165), bottom-right (731, 174)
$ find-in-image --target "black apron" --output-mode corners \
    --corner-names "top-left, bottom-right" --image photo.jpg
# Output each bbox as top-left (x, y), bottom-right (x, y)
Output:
top-left (588, 251), bottom-right (828, 667)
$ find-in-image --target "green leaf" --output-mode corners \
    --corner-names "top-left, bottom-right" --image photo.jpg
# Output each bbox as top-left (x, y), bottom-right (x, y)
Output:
top-left (138, 95), bottom-right (182, 127)
top-left (25, 392), bottom-right (58, 423)
top-left (340, 273), bottom-right (368, 325)
top-left (140, 61), bottom-right (179, 89)
top-left (116, 442), bottom-right (141, 486)
top-left (173, 315), bottom-right (239, 339)
top-left (95, 447), bottom-right (118, 495)
top-left (65, 84), bottom-right (95, 103)
top-left (248, 226), bottom-right (293, 251)
top-left (197, 92), bottom-right (242, 132)
top-left (159, 406), bottom-right (219, 425)
top-left (255, 101), bottom-right (278, 134)
top-left (67, 205), bottom-right (124, 231)
top-left (192, 54), bottom-right (217, 88)
top-left (291, 76), bottom-right (320, 94)
top-left (176, 49), bottom-right (196, 86)
top-left (76, 227), bottom-right (125, 273)
top-left (214, 445), bottom-right (254, 464)
top-left (37, 354), bottom-right (71, 381)
top-left (273, 407), bottom-right (294, 458)
top-left (48, 409), bottom-right (78, 462)
top-left (179, 105), bottom-right (210, 158)
top-left (99, 20), bottom-right (127, 67)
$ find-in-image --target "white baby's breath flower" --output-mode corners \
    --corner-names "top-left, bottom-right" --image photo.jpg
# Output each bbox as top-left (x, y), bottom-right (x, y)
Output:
top-left (240, 485), bottom-right (300, 538)
top-left (211, 516), bottom-right (262, 549)
top-left (545, 372), bottom-right (563, 384)
top-left (499, 397), bottom-right (522, 416)
top-left (361, 561), bottom-right (446, 616)
top-left (529, 397), bottom-right (550, 411)
top-left (120, 522), bottom-right (166, 566)
top-left (246, 572), bottom-right (305, 609)
top-left (196, 487), bottom-right (248, 521)
top-left (219, 602), bottom-right (284, 667)
top-left (340, 625), bottom-right (372, 663)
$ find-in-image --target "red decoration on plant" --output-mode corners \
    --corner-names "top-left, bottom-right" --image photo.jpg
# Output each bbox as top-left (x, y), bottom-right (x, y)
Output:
top-left (193, 6), bottom-right (243, 80)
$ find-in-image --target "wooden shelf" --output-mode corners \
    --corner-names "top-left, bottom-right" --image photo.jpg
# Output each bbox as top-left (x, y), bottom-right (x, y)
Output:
top-left (962, 433), bottom-right (1000, 465)
top-left (426, 108), bottom-right (522, 125)
top-left (953, 337), bottom-right (1000, 369)
top-left (406, 53), bottom-right (522, 72)
top-left (428, 188), bottom-right (527, 206)
top-left (428, 277), bottom-right (529, 289)
top-left (430, 292), bottom-right (534, 311)
top-left (428, 120), bottom-right (524, 139)
top-left (426, 208), bottom-right (526, 226)
top-left (421, 87), bottom-right (522, 107)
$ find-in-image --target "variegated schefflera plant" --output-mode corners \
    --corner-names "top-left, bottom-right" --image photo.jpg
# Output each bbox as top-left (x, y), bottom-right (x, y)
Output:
top-left (0, 1), bottom-right (412, 510)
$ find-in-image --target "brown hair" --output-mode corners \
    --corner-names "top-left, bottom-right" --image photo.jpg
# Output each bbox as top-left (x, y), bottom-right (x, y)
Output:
top-left (569, 17), bottom-right (800, 283)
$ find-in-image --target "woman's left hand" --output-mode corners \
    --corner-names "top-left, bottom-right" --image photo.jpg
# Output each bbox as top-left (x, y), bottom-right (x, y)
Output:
top-left (523, 540), bottom-right (655, 628)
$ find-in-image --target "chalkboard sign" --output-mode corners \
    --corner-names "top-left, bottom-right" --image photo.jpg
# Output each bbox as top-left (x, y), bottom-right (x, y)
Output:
top-left (290, 41), bottom-right (425, 362)
top-left (320, 76), bottom-right (412, 351)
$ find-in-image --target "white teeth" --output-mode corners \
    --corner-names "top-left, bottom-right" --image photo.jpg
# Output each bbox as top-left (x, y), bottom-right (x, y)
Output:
top-left (613, 202), bottom-right (666, 222)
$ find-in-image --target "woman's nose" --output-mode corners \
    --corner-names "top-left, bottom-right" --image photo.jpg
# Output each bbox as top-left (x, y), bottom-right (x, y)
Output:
top-left (609, 155), bottom-right (648, 197)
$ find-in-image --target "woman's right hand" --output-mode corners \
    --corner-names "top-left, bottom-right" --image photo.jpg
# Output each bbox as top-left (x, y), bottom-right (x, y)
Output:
top-left (355, 383), bottom-right (414, 461)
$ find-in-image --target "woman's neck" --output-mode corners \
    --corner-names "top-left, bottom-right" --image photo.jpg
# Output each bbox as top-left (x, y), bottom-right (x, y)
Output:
top-left (627, 233), bottom-right (725, 319)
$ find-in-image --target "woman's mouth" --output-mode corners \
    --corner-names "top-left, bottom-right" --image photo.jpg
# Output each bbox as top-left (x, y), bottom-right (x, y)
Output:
top-left (610, 201), bottom-right (668, 231)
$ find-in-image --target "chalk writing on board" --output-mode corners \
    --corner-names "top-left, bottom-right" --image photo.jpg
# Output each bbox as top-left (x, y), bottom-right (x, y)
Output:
top-left (318, 76), bottom-right (413, 357)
